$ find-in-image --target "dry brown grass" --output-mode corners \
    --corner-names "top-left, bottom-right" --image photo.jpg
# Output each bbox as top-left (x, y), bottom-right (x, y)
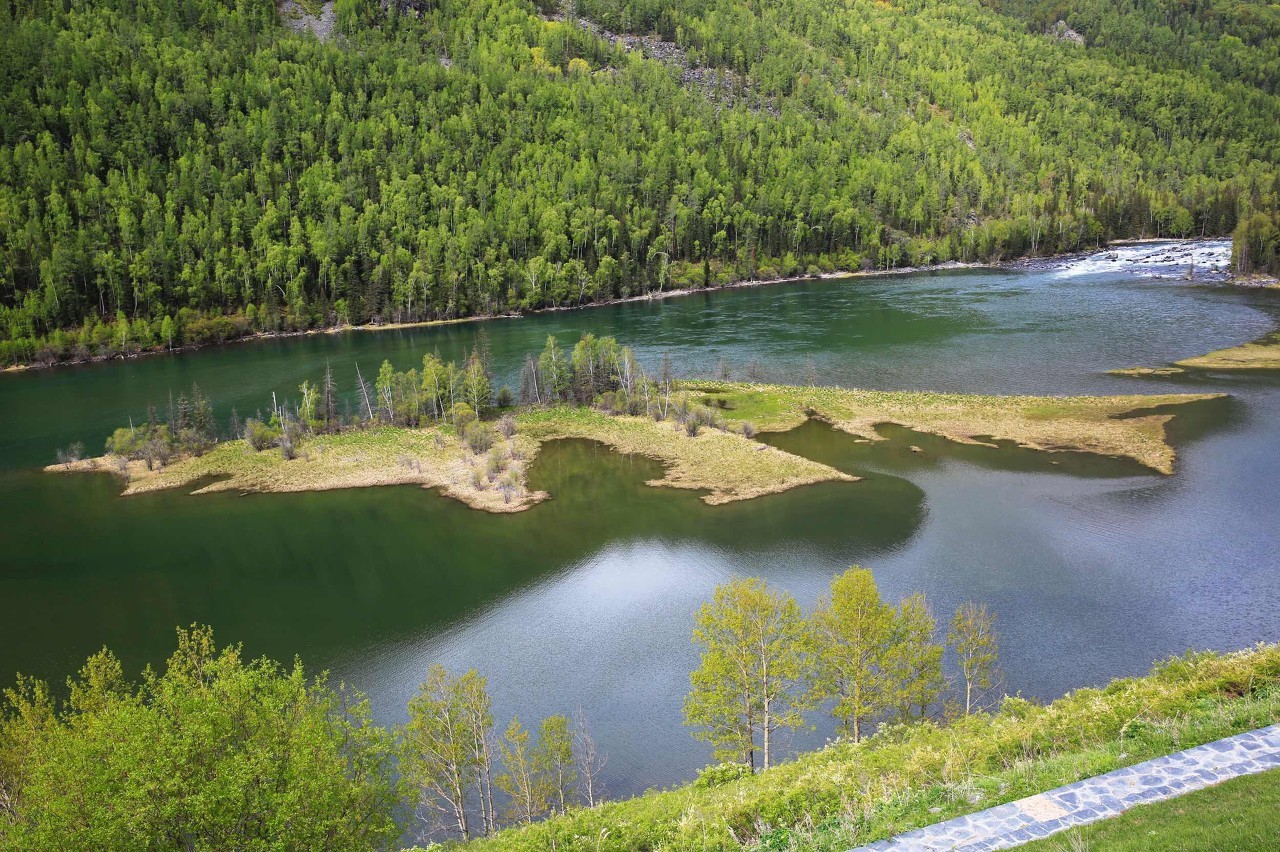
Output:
top-left (50, 428), bottom-right (547, 513)
top-left (688, 382), bottom-right (1223, 474)
top-left (516, 406), bottom-right (856, 504)
top-left (49, 381), bottom-right (1220, 508)
top-left (48, 406), bottom-right (854, 511)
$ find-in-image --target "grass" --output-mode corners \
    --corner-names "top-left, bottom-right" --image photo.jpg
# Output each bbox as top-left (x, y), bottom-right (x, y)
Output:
top-left (516, 406), bottom-right (854, 504)
top-left (50, 381), bottom-right (1221, 507)
top-left (459, 646), bottom-right (1280, 852)
top-left (688, 382), bottom-right (1221, 474)
top-left (1021, 768), bottom-right (1280, 851)
top-left (49, 404), bottom-right (853, 512)
top-left (1174, 332), bottom-right (1280, 371)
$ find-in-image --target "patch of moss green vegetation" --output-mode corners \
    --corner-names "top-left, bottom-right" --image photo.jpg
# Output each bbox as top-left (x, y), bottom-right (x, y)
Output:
top-left (688, 382), bottom-right (1222, 475)
top-left (1175, 332), bottom-right (1280, 371)
top-left (1020, 768), bottom-right (1280, 852)
top-left (460, 646), bottom-right (1280, 852)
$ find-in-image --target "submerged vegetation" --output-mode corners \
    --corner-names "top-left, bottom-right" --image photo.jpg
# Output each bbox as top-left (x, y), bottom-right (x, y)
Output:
top-left (3, 0), bottom-right (1279, 365)
top-left (1110, 331), bottom-right (1280, 376)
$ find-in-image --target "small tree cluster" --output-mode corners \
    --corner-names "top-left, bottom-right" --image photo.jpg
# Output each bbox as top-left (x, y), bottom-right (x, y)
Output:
top-left (684, 569), bottom-right (1001, 771)
top-left (103, 384), bottom-right (216, 470)
top-left (401, 666), bottom-right (606, 842)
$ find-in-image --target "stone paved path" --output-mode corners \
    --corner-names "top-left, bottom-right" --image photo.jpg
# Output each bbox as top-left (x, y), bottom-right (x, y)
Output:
top-left (853, 724), bottom-right (1280, 851)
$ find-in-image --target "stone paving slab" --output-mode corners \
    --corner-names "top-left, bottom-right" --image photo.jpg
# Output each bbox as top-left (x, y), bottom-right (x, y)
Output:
top-left (853, 723), bottom-right (1280, 851)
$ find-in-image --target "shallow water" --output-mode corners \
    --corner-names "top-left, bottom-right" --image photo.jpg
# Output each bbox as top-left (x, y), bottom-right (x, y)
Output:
top-left (1, 240), bottom-right (1277, 796)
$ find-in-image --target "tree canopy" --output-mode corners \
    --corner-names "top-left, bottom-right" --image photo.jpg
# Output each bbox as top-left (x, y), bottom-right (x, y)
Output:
top-left (2, 0), bottom-right (1278, 365)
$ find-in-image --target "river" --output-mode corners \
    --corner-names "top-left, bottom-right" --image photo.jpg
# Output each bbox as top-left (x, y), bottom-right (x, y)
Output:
top-left (1, 239), bottom-right (1277, 797)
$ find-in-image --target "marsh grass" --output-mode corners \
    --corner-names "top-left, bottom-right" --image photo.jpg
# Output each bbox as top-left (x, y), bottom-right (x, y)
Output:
top-left (686, 382), bottom-right (1222, 474)
top-left (1175, 332), bottom-right (1280, 371)
top-left (51, 404), bottom-right (853, 511)
top-left (50, 382), bottom-right (1217, 508)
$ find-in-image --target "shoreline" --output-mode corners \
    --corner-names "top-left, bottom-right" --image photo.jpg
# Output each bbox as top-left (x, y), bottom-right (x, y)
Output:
top-left (4, 238), bottom-right (1236, 375)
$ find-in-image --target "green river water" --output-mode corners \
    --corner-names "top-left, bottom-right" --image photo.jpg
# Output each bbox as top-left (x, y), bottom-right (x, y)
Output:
top-left (1, 241), bottom-right (1278, 795)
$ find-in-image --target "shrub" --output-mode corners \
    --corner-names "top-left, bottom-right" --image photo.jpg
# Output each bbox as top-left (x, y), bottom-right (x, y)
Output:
top-left (244, 418), bottom-right (281, 451)
top-left (693, 762), bottom-right (752, 789)
top-left (464, 421), bottom-right (495, 454)
top-left (497, 413), bottom-right (517, 438)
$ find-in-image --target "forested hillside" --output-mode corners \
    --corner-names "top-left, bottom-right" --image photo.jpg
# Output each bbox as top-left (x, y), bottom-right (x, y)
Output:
top-left (2, 0), bottom-right (1278, 365)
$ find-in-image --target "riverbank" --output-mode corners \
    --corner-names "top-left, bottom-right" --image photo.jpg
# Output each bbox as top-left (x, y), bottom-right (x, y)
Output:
top-left (47, 383), bottom-right (1222, 508)
top-left (457, 644), bottom-right (1280, 852)
top-left (5, 238), bottom-right (1235, 374)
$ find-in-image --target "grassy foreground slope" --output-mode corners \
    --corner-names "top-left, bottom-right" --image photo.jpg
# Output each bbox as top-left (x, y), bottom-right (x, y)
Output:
top-left (459, 645), bottom-right (1280, 851)
top-left (1021, 768), bottom-right (1280, 852)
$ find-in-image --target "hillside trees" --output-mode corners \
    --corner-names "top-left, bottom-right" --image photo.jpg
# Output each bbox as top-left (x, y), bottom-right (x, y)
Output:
top-left (685, 569), bottom-right (1003, 767)
top-left (683, 578), bottom-right (812, 771)
top-left (1, 0), bottom-right (1277, 366)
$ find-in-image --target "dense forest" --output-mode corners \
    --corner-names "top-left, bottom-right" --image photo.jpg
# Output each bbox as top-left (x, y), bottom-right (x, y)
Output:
top-left (2, 0), bottom-right (1278, 365)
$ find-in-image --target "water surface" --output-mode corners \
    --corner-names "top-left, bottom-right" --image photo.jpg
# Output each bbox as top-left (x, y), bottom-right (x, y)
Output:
top-left (1, 240), bottom-right (1278, 796)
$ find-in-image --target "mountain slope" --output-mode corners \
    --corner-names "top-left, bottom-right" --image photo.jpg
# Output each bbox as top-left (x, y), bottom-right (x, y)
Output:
top-left (1, 0), bottom-right (1277, 364)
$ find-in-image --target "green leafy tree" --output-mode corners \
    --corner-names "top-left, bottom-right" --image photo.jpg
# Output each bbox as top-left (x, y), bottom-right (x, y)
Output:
top-left (401, 664), bottom-right (494, 839)
top-left (883, 593), bottom-right (946, 723)
top-left (811, 566), bottom-right (894, 742)
top-left (0, 626), bottom-right (399, 850)
top-left (683, 578), bottom-right (811, 771)
top-left (948, 602), bottom-right (1002, 715)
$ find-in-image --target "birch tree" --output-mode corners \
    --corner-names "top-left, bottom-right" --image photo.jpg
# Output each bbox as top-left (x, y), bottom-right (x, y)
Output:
top-left (683, 578), bottom-right (811, 771)
top-left (947, 602), bottom-right (1001, 716)
top-left (811, 567), bottom-right (893, 742)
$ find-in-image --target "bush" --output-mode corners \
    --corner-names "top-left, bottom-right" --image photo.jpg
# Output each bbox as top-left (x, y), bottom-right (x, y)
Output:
top-left (497, 413), bottom-right (518, 438)
top-left (244, 418), bottom-right (281, 451)
top-left (0, 627), bottom-right (399, 849)
top-left (464, 421), bottom-right (495, 454)
top-left (450, 402), bottom-right (477, 431)
top-left (693, 762), bottom-right (752, 789)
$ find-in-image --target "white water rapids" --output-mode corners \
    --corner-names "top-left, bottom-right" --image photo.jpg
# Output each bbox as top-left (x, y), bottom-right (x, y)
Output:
top-left (1053, 239), bottom-right (1233, 279)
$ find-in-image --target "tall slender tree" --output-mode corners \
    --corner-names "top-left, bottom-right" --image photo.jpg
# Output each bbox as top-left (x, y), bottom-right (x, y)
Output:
top-left (683, 578), bottom-right (811, 771)
top-left (811, 567), bottom-right (894, 742)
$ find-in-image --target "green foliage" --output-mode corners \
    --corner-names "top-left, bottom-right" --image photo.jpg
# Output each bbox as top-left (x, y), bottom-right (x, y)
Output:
top-left (0, 625), bottom-right (399, 850)
top-left (402, 664), bottom-right (496, 839)
top-left (948, 601), bottom-right (1001, 715)
top-left (2, 0), bottom-right (1278, 365)
top-left (684, 578), bottom-right (812, 771)
top-left (811, 567), bottom-right (895, 742)
top-left (468, 645), bottom-right (1280, 851)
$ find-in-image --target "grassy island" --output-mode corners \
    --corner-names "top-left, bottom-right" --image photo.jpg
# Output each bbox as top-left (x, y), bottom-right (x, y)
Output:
top-left (55, 405), bottom-right (854, 513)
top-left (1110, 331), bottom-right (1280, 376)
top-left (47, 334), bottom-right (1223, 509)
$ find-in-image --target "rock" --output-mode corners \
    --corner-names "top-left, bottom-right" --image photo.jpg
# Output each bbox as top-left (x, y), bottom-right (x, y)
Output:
top-left (1049, 21), bottom-right (1085, 46)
